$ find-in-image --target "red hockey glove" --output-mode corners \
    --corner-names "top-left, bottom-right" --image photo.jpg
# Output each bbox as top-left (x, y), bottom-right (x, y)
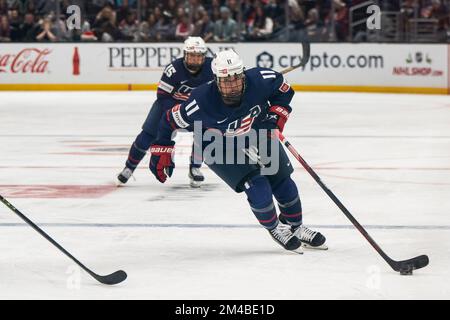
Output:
top-left (267, 105), bottom-right (290, 132)
top-left (149, 143), bottom-right (175, 183)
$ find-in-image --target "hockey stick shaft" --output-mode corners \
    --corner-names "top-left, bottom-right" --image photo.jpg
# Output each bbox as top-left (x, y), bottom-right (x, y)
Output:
top-left (0, 194), bottom-right (127, 285)
top-left (280, 41), bottom-right (311, 75)
top-left (274, 131), bottom-right (402, 270)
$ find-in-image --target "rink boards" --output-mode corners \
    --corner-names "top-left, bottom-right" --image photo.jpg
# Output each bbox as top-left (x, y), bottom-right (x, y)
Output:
top-left (0, 43), bottom-right (449, 94)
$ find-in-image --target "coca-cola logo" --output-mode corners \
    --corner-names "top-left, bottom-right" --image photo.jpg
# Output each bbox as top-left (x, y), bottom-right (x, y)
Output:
top-left (0, 48), bottom-right (51, 74)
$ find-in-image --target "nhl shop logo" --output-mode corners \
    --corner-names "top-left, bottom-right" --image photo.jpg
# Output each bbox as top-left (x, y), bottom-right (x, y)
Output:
top-left (256, 51), bottom-right (274, 68)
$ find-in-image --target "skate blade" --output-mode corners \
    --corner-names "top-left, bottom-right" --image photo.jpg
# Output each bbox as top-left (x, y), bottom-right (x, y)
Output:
top-left (115, 179), bottom-right (126, 187)
top-left (301, 243), bottom-right (328, 250)
top-left (189, 179), bottom-right (203, 188)
top-left (291, 247), bottom-right (304, 255)
top-left (189, 181), bottom-right (202, 188)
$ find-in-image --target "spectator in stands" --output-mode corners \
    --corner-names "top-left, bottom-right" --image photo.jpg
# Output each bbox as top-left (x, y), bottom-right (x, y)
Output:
top-left (18, 12), bottom-right (37, 41)
top-left (139, 12), bottom-right (157, 41)
top-left (153, 7), bottom-right (176, 41)
top-left (35, 17), bottom-right (58, 41)
top-left (0, 14), bottom-right (11, 41)
top-left (0, 0), bottom-right (8, 16)
top-left (426, 0), bottom-right (449, 40)
top-left (35, 0), bottom-right (58, 17)
top-left (92, 0), bottom-right (113, 15)
top-left (428, 0), bottom-right (449, 29)
top-left (305, 7), bottom-right (323, 41)
top-left (188, 0), bottom-right (205, 23)
top-left (401, 0), bottom-right (419, 19)
top-left (226, 0), bottom-right (240, 21)
top-left (213, 6), bottom-right (237, 41)
top-left (265, 0), bottom-right (286, 33)
top-left (241, 0), bottom-right (256, 27)
top-left (193, 6), bottom-right (214, 41)
top-left (175, 13), bottom-right (193, 40)
top-left (119, 11), bottom-right (139, 41)
top-left (93, 4), bottom-right (121, 41)
top-left (208, 0), bottom-right (222, 22)
top-left (164, 0), bottom-right (178, 20)
top-left (285, 0), bottom-right (305, 41)
top-left (8, 8), bottom-right (22, 41)
top-left (333, 0), bottom-right (349, 41)
top-left (246, 4), bottom-right (273, 40)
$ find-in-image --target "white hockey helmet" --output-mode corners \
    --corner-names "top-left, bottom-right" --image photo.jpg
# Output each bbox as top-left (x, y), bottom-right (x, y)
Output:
top-left (183, 36), bottom-right (207, 54)
top-left (211, 49), bottom-right (244, 78)
top-left (211, 49), bottom-right (246, 105)
top-left (183, 37), bottom-right (207, 73)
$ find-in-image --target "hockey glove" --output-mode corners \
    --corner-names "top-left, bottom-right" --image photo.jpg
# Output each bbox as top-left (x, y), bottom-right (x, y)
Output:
top-left (149, 143), bottom-right (175, 183)
top-left (266, 105), bottom-right (290, 133)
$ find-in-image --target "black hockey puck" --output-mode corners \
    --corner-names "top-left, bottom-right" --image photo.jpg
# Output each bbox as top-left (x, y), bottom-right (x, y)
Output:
top-left (400, 269), bottom-right (413, 275)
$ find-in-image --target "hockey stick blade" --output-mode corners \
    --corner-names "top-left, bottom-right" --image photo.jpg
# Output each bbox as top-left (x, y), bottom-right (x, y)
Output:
top-left (92, 270), bottom-right (128, 285)
top-left (393, 255), bottom-right (429, 273)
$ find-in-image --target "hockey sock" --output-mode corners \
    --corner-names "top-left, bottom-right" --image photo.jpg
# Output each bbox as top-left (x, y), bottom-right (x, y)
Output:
top-left (190, 140), bottom-right (202, 168)
top-left (125, 131), bottom-right (155, 170)
top-left (244, 175), bottom-right (278, 230)
top-left (272, 177), bottom-right (303, 227)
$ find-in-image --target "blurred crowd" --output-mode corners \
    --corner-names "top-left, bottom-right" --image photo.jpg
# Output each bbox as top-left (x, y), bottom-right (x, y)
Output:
top-left (0, 0), bottom-right (449, 42)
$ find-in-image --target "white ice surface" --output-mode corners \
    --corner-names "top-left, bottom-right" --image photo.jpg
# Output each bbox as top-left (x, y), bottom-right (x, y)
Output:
top-left (0, 91), bottom-right (449, 299)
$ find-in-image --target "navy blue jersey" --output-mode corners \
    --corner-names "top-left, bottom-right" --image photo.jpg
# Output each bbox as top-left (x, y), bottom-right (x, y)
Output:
top-left (156, 57), bottom-right (214, 110)
top-left (157, 67), bottom-right (294, 142)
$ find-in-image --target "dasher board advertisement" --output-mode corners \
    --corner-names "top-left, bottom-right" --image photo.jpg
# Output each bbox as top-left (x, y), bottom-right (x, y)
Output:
top-left (0, 43), bottom-right (448, 94)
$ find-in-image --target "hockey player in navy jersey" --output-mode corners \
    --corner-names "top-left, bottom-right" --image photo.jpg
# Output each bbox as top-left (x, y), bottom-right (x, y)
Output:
top-left (149, 49), bottom-right (326, 251)
top-left (117, 37), bottom-right (214, 187)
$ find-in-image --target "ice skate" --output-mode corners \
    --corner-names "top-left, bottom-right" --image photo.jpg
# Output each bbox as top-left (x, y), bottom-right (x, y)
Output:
top-left (293, 224), bottom-right (328, 250)
top-left (116, 167), bottom-right (134, 186)
top-left (188, 165), bottom-right (204, 188)
top-left (268, 223), bottom-right (303, 253)
top-left (279, 214), bottom-right (327, 250)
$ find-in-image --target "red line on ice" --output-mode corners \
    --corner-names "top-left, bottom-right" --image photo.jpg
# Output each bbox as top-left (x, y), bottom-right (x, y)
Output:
top-left (0, 185), bottom-right (117, 199)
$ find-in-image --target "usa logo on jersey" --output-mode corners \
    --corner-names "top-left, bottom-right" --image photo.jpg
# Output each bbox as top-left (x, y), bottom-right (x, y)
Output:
top-left (225, 105), bottom-right (261, 137)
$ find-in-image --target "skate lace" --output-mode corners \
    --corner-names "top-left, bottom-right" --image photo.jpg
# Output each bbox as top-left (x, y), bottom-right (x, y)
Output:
top-left (296, 225), bottom-right (316, 242)
top-left (270, 223), bottom-right (293, 244)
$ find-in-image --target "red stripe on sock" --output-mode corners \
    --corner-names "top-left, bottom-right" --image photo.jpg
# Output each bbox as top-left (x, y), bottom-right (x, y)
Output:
top-left (259, 214), bottom-right (277, 224)
top-left (280, 212), bottom-right (302, 218)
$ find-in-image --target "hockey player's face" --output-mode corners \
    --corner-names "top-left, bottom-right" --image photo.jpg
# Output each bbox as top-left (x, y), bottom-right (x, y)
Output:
top-left (217, 74), bottom-right (245, 105)
top-left (185, 52), bottom-right (205, 73)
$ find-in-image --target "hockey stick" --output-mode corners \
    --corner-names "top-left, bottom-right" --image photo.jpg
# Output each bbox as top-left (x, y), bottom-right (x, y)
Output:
top-left (274, 130), bottom-right (429, 274)
top-left (0, 194), bottom-right (127, 285)
top-left (280, 41), bottom-right (310, 75)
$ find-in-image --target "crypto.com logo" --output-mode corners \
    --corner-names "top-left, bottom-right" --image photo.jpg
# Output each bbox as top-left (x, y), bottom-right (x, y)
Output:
top-left (256, 51), bottom-right (274, 68)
